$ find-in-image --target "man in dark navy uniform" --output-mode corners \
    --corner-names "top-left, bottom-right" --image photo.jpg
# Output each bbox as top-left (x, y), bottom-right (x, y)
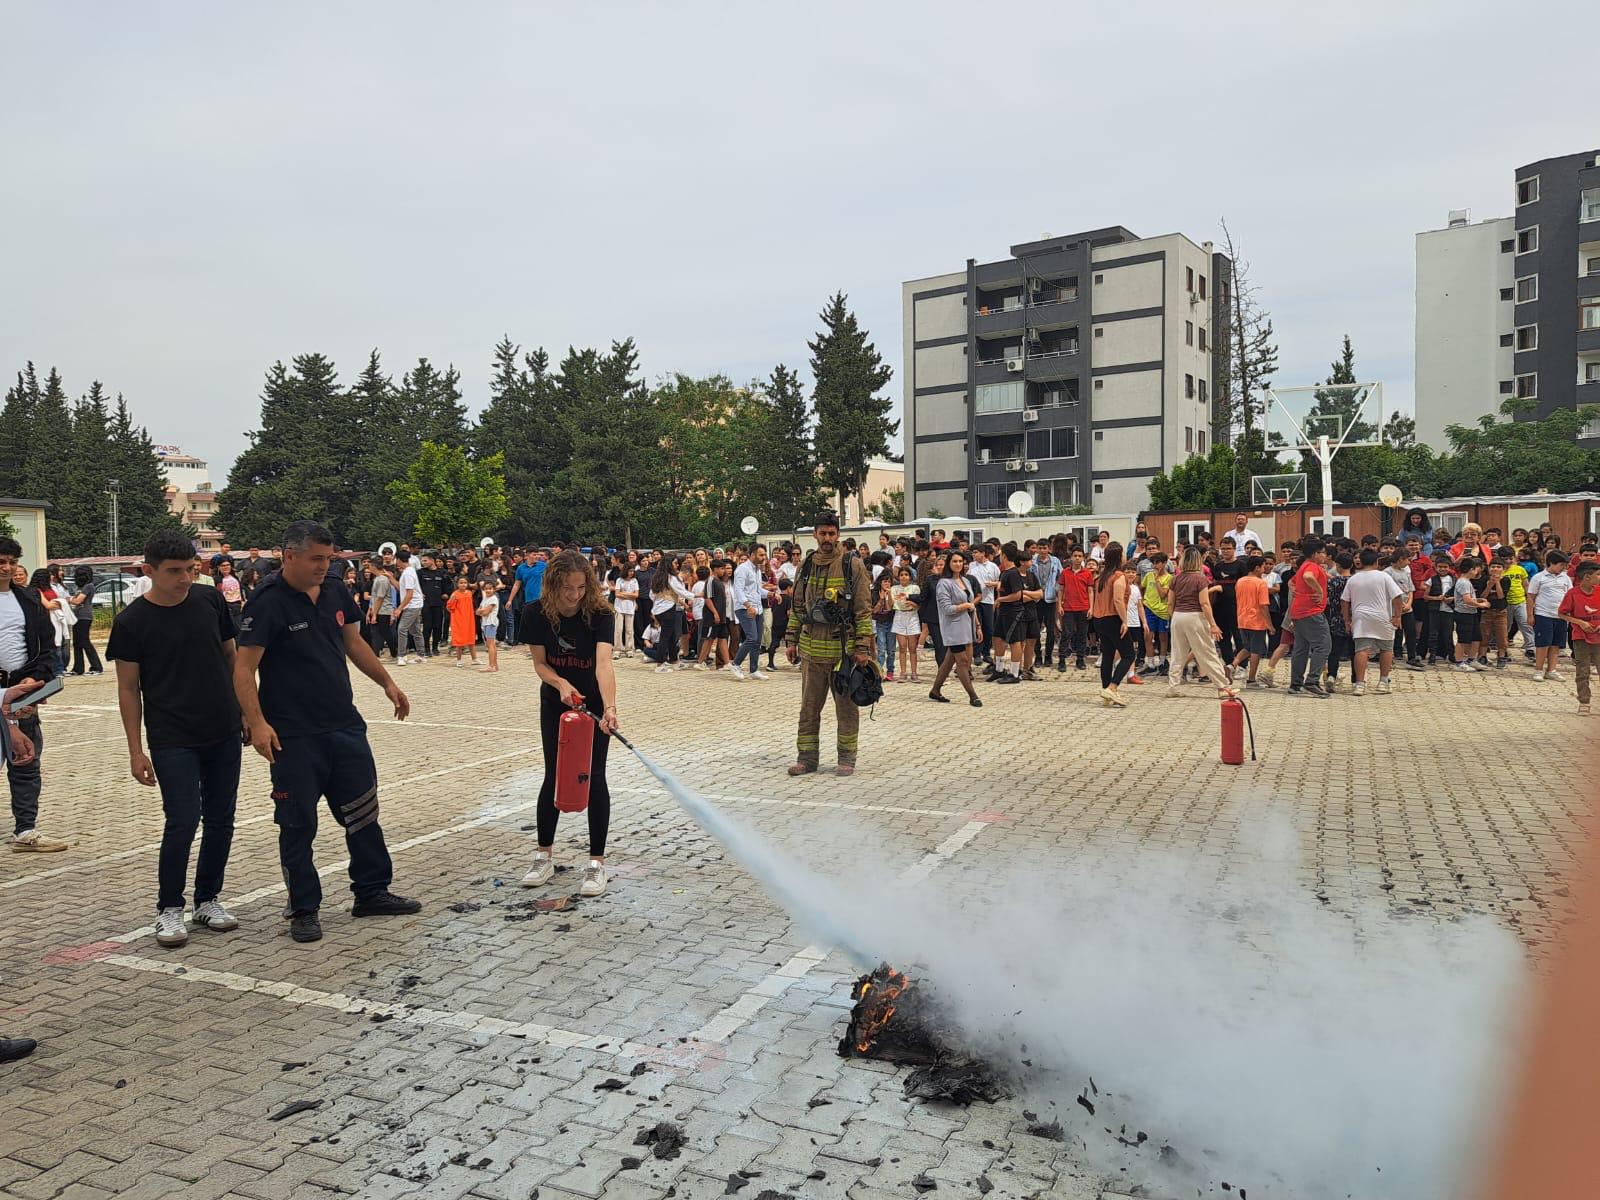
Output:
top-left (233, 520), bottom-right (421, 943)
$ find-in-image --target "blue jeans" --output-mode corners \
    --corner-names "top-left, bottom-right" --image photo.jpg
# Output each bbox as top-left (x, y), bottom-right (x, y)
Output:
top-left (151, 736), bottom-right (241, 912)
top-left (269, 726), bottom-right (392, 915)
top-left (736, 611), bottom-right (763, 672)
top-left (875, 622), bottom-right (895, 673)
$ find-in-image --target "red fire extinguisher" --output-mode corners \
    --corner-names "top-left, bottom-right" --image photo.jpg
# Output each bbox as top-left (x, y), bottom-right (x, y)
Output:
top-left (1220, 694), bottom-right (1256, 765)
top-left (555, 704), bottom-right (595, 813)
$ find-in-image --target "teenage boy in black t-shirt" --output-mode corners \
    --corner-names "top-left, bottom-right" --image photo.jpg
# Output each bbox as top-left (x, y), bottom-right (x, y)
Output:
top-left (109, 531), bottom-right (244, 949)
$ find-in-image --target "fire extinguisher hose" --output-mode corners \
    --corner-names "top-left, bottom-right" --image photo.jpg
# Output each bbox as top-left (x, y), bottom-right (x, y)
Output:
top-left (1236, 694), bottom-right (1257, 762)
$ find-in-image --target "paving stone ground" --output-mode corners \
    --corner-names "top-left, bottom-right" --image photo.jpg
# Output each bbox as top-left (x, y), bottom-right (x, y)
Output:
top-left (0, 643), bottom-right (1590, 1200)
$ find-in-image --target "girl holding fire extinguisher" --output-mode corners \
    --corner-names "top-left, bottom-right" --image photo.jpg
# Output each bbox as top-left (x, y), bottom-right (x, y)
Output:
top-left (520, 550), bottom-right (620, 898)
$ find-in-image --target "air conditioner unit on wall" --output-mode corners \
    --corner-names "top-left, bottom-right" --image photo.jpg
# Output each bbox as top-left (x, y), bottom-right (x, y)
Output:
top-left (1028, 277), bottom-right (1042, 292)
top-left (1005, 357), bottom-right (1024, 372)
top-left (1005, 458), bottom-right (1023, 472)
top-left (1022, 409), bottom-right (1040, 423)
top-left (1024, 461), bottom-right (1040, 472)
top-left (977, 449), bottom-right (991, 464)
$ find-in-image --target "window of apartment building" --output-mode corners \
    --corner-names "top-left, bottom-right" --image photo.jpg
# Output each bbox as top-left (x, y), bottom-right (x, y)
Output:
top-left (1185, 321), bottom-right (1194, 346)
top-left (1584, 415), bottom-right (1600, 441)
top-left (1026, 427), bottom-right (1079, 460)
top-left (975, 483), bottom-right (1008, 514)
top-left (1517, 226), bottom-right (1539, 254)
top-left (1198, 378), bottom-right (1209, 406)
top-left (1587, 256), bottom-right (1600, 277)
top-left (1516, 275), bottom-right (1538, 303)
top-left (1093, 378), bottom-right (1104, 390)
top-left (1583, 298), bottom-right (1600, 331)
top-left (1198, 274), bottom-right (1207, 300)
top-left (1584, 361), bottom-right (1600, 384)
top-left (1095, 483), bottom-right (1104, 495)
top-left (1516, 176), bottom-right (1539, 205)
top-left (975, 381), bottom-right (1024, 413)
top-left (1500, 240), bottom-right (1515, 253)
top-left (1185, 426), bottom-right (1194, 452)
top-left (1499, 380), bottom-right (1514, 394)
top-left (1030, 478), bottom-right (1078, 508)
top-left (1094, 430), bottom-right (1104, 441)
top-left (1094, 273), bottom-right (1104, 284)
top-left (1198, 326), bottom-right (1207, 352)
top-left (1515, 373), bottom-right (1537, 399)
top-left (1583, 188), bottom-right (1600, 223)
top-left (1094, 327), bottom-right (1104, 338)
top-left (1500, 287), bottom-right (1514, 301)
top-left (1186, 266), bottom-right (1195, 293)
top-left (1198, 430), bottom-right (1207, 454)
top-left (1185, 373), bottom-right (1195, 399)
top-left (1516, 326), bottom-right (1538, 351)
top-left (1500, 334), bottom-right (1515, 347)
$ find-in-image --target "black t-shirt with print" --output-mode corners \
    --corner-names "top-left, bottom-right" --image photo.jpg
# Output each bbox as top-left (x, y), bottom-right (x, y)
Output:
top-left (107, 586), bottom-right (240, 751)
top-left (523, 604), bottom-right (615, 707)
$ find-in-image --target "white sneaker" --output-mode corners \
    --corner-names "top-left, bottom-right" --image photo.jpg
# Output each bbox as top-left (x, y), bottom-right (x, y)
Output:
top-left (730, 665), bottom-right (745, 681)
top-left (655, 664), bottom-right (671, 673)
top-left (1350, 682), bottom-right (1365, 696)
top-left (155, 907), bottom-right (188, 947)
top-left (750, 670), bottom-right (769, 680)
top-left (520, 853), bottom-right (554, 888)
top-left (1545, 670), bottom-right (1564, 681)
top-left (1532, 670), bottom-right (1545, 681)
top-left (1471, 662), bottom-right (1488, 672)
top-left (1454, 662), bottom-right (1475, 673)
top-left (1376, 678), bottom-right (1392, 695)
top-left (579, 861), bottom-right (607, 897)
top-left (676, 661), bottom-right (696, 670)
top-left (192, 899), bottom-right (239, 931)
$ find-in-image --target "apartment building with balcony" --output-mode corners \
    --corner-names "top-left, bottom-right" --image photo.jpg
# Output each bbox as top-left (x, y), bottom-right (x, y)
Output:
top-left (1416, 149), bottom-right (1600, 450)
top-left (903, 227), bottom-right (1229, 520)
top-left (155, 444), bottom-right (223, 552)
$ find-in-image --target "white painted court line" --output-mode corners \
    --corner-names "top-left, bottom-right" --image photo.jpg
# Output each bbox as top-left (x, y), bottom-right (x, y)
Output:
top-left (102, 952), bottom-right (662, 1059)
top-left (689, 819), bottom-right (991, 1043)
top-left (3, 746), bottom-right (539, 895)
top-left (369, 720), bottom-right (538, 734)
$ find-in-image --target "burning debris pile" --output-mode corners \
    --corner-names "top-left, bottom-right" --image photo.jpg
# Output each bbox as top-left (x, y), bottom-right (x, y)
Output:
top-left (837, 964), bottom-right (1006, 1105)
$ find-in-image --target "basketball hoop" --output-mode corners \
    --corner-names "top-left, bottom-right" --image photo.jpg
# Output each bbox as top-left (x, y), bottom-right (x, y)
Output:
top-left (1272, 497), bottom-right (1287, 510)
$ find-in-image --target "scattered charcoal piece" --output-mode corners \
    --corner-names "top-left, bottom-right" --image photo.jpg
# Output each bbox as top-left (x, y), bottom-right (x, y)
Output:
top-left (1221, 1186), bottom-right (1231, 1193)
top-left (753, 1193), bottom-right (788, 1200)
top-left (911, 1173), bottom-right (938, 1193)
top-left (448, 1151), bottom-right (469, 1166)
top-left (280, 1062), bottom-right (307, 1072)
top-left (1089, 1077), bottom-right (1098, 1095)
top-left (520, 824), bottom-right (537, 831)
top-left (1022, 1110), bottom-right (1037, 1122)
top-left (1075, 1093), bottom-right (1095, 1117)
top-left (447, 902), bottom-right (482, 913)
top-left (806, 1097), bottom-right (832, 1109)
top-left (633, 1121), bottom-right (687, 1160)
top-left (594, 1078), bottom-right (628, 1091)
top-left (976, 1176), bottom-right (993, 1195)
top-left (981, 1139), bottom-right (996, 1149)
top-left (555, 923), bottom-right (572, 932)
top-left (503, 914), bottom-right (537, 923)
top-left (807, 1170), bottom-right (826, 1180)
top-left (629, 1062), bottom-right (649, 1077)
top-left (1021, 1059), bottom-right (1032, 1067)
top-left (269, 1099), bottom-right (322, 1122)
top-left (738, 1171), bottom-right (761, 1179)
top-left (866, 1157), bottom-right (882, 1168)
top-left (620, 1157), bottom-right (642, 1171)
top-left (554, 864), bottom-right (572, 873)
top-left (724, 1174), bottom-right (749, 1195)
top-left (1026, 1120), bottom-right (1065, 1142)
top-left (113, 1079), bottom-right (127, 1089)
top-left (396, 975), bottom-right (422, 990)
top-left (369, 1013), bottom-right (393, 1023)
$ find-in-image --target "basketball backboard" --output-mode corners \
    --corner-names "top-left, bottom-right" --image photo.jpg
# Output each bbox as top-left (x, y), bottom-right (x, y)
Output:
top-left (1264, 383), bottom-right (1384, 453)
top-left (1250, 472), bottom-right (1309, 508)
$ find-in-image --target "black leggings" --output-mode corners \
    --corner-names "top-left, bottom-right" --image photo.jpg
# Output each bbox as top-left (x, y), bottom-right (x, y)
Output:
top-left (536, 693), bottom-right (611, 856)
top-left (71, 620), bottom-right (102, 673)
top-left (1094, 616), bottom-right (1136, 688)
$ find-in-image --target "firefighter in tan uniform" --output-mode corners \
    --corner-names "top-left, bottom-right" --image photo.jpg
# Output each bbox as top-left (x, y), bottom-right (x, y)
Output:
top-left (783, 513), bottom-right (875, 777)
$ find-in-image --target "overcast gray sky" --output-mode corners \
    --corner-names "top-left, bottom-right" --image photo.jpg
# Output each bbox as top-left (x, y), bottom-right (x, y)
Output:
top-left (3, 1), bottom-right (1592, 483)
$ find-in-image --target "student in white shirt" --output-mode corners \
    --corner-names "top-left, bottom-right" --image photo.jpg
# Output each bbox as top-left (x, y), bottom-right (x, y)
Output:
top-left (1527, 552), bottom-right (1575, 681)
top-left (612, 566), bottom-right (639, 656)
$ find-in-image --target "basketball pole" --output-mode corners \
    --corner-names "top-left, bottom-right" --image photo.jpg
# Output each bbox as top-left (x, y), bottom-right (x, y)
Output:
top-left (1316, 434), bottom-right (1334, 525)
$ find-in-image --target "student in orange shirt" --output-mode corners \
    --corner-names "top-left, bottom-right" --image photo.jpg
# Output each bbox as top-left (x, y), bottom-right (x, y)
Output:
top-left (1230, 555), bottom-right (1274, 687)
top-left (445, 576), bottom-right (478, 667)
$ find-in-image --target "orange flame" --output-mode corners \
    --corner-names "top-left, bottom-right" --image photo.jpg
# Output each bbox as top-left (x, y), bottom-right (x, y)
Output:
top-left (852, 967), bottom-right (910, 1053)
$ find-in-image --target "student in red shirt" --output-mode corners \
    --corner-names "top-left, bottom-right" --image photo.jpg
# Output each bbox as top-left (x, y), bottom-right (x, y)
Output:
top-left (1557, 561), bottom-right (1600, 715)
top-left (1287, 536), bottom-right (1332, 698)
top-left (1056, 548), bottom-right (1093, 671)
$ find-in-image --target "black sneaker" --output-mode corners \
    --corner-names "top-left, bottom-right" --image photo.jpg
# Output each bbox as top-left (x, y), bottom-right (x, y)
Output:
top-left (1303, 683), bottom-right (1331, 699)
top-left (1286, 686), bottom-right (1304, 696)
top-left (1075, 660), bottom-right (1087, 670)
top-left (0, 1036), bottom-right (37, 1062)
top-left (289, 912), bottom-right (322, 943)
top-left (1157, 662), bottom-right (1170, 676)
top-left (1405, 659), bottom-right (1425, 672)
top-left (351, 891), bottom-right (422, 918)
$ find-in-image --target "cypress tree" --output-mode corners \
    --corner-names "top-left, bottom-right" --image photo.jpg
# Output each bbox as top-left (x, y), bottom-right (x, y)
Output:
top-left (25, 368), bottom-right (72, 504)
top-left (0, 364), bottom-right (42, 487)
top-left (108, 394), bottom-right (182, 551)
top-left (59, 382), bottom-right (115, 555)
top-left (474, 336), bottom-right (544, 544)
top-left (756, 363), bottom-right (825, 530)
top-left (809, 293), bottom-right (895, 518)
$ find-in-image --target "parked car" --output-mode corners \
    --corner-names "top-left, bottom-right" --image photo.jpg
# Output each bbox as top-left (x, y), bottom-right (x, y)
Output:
top-left (91, 577), bottom-right (137, 607)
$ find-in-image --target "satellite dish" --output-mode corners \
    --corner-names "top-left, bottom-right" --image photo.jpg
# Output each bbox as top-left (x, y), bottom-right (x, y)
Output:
top-left (480, 536), bottom-right (495, 549)
top-left (740, 516), bottom-right (760, 535)
top-left (378, 541), bottom-right (397, 556)
top-left (1007, 490), bottom-right (1035, 516)
top-left (1378, 484), bottom-right (1403, 509)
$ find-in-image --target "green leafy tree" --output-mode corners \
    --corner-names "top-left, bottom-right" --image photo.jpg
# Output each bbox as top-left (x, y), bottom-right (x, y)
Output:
top-left (554, 340), bottom-right (661, 548)
top-left (26, 369), bottom-right (72, 505)
top-left (107, 394), bottom-right (184, 551)
top-left (474, 337), bottom-right (552, 544)
top-left (862, 486), bottom-right (905, 523)
top-left (339, 351), bottom-right (397, 548)
top-left (746, 363), bottom-right (827, 532)
top-left (386, 441), bottom-right (510, 546)
top-left (1146, 429), bottom-right (1285, 511)
top-left (1438, 400), bottom-right (1600, 495)
top-left (1383, 412), bottom-right (1416, 449)
top-left (217, 354), bottom-right (347, 547)
top-left (1302, 335), bottom-right (1376, 449)
top-left (57, 382), bottom-right (116, 555)
top-left (810, 293), bottom-right (895, 516)
top-left (0, 364), bottom-right (42, 486)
